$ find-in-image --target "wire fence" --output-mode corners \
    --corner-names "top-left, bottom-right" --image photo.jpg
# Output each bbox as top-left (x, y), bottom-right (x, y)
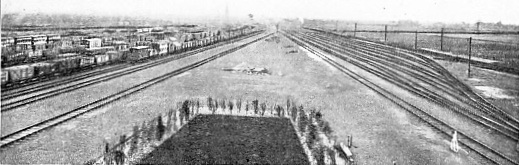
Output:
top-left (319, 24), bottom-right (519, 71)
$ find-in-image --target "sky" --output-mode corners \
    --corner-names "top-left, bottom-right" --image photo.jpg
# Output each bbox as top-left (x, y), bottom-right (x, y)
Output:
top-left (2, 0), bottom-right (519, 25)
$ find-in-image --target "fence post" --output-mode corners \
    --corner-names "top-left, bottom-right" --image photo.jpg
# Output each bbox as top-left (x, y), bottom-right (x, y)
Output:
top-left (440, 28), bottom-right (444, 51)
top-left (414, 30), bottom-right (418, 50)
top-left (353, 23), bottom-right (357, 37)
top-left (468, 37), bottom-right (472, 78)
top-left (384, 25), bottom-right (387, 42)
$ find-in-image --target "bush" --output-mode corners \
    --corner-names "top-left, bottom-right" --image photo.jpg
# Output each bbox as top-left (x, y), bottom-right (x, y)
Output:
top-left (207, 97), bottom-right (213, 111)
top-left (307, 123), bottom-right (318, 149)
top-left (156, 116), bottom-right (165, 141)
top-left (129, 126), bottom-right (139, 155)
top-left (196, 99), bottom-right (200, 114)
top-left (291, 106), bottom-right (298, 121)
top-left (228, 100), bottom-right (234, 113)
top-left (221, 99), bottom-right (226, 111)
top-left (237, 99), bottom-right (242, 112)
top-left (252, 100), bottom-right (259, 114)
top-left (260, 102), bottom-right (267, 116)
top-left (298, 109), bottom-right (308, 133)
top-left (245, 101), bottom-right (250, 113)
top-left (215, 99), bottom-right (219, 111)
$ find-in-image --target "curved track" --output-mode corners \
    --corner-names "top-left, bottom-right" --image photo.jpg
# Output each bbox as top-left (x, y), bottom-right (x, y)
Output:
top-left (0, 32), bottom-right (272, 148)
top-left (302, 32), bottom-right (519, 140)
top-left (1, 32), bottom-right (262, 112)
top-left (283, 31), bottom-right (518, 165)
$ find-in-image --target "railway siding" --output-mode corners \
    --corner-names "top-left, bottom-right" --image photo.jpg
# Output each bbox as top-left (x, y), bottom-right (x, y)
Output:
top-left (285, 31), bottom-right (518, 164)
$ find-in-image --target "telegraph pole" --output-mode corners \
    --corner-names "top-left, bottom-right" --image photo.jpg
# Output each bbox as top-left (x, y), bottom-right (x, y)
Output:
top-left (384, 25), bottom-right (388, 42)
top-left (440, 28), bottom-right (444, 51)
top-left (468, 37), bottom-right (472, 77)
top-left (353, 23), bottom-right (357, 37)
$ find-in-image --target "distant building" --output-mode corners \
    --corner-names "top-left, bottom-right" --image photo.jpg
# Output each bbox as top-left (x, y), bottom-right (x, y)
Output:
top-left (31, 35), bottom-right (47, 44)
top-left (81, 38), bottom-right (102, 49)
top-left (14, 36), bottom-right (32, 45)
top-left (112, 41), bottom-right (129, 51)
top-left (1, 37), bottom-right (15, 47)
top-left (46, 34), bottom-right (61, 44)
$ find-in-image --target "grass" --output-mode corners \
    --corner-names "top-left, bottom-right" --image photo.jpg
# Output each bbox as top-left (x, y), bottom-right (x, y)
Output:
top-left (138, 114), bottom-right (309, 164)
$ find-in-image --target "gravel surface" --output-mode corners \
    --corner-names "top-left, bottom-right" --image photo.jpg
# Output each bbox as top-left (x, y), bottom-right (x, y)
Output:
top-left (1, 32), bottom-right (480, 164)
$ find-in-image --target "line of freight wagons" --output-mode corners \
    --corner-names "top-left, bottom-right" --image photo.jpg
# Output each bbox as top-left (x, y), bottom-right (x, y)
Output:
top-left (1, 28), bottom-right (259, 86)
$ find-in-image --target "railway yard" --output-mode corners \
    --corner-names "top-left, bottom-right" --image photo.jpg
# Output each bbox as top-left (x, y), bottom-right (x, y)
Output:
top-left (1, 21), bottom-right (519, 164)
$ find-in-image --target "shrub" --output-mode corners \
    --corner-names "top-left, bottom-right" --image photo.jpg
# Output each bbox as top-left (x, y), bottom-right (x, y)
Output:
top-left (252, 100), bottom-right (259, 114)
top-left (245, 101), bottom-right (250, 113)
top-left (156, 116), bottom-right (165, 141)
top-left (228, 100), bottom-right (234, 113)
top-left (215, 99), bottom-right (219, 111)
top-left (260, 102), bottom-right (267, 116)
top-left (129, 126), bottom-right (139, 155)
top-left (221, 99), bottom-right (226, 111)
top-left (298, 109), bottom-right (308, 133)
top-left (196, 99), bottom-right (200, 114)
top-left (236, 99), bottom-right (242, 112)
top-left (291, 106), bottom-right (298, 121)
top-left (307, 122), bottom-right (318, 149)
top-left (207, 97), bottom-right (213, 111)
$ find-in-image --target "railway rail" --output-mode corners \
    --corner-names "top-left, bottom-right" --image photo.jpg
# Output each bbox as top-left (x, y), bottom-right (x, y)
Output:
top-left (283, 31), bottom-right (518, 165)
top-left (1, 31), bottom-right (263, 112)
top-left (327, 33), bottom-right (519, 129)
top-left (303, 32), bottom-right (519, 140)
top-left (0, 32), bottom-right (272, 148)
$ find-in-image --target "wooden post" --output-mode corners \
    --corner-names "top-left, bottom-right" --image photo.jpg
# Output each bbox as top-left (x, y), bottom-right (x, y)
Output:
top-left (414, 30), bottom-right (418, 50)
top-left (384, 25), bottom-right (388, 42)
top-left (335, 20), bottom-right (339, 31)
top-left (468, 37), bottom-right (472, 78)
top-left (353, 23), bottom-right (357, 37)
top-left (440, 28), bottom-right (444, 51)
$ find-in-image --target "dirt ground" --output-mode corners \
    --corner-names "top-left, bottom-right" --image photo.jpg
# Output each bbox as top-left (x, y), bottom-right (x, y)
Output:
top-left (0, 32), bottom-right (480, 164)
top-left (139, 115), bottom-right (308, 164)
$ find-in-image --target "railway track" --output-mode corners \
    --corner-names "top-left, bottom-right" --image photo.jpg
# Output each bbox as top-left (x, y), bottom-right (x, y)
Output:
top-left (283, 31), bottom-right (518, 165)
top-left (0, 32), bottom-right (272, 148)
top-left (318, 30), bottom-right (519, 125)
top-left (0, 63), bottom-right (129, 93)
top-left (303, 32), bottom-right (519, 140)
top-left (328, 34), bottom-right (519, 128)
top-left (0, 31), bottom-right (263, 112)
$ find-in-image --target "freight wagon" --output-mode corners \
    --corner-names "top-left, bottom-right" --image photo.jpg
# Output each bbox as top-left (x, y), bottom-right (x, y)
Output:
top-left (80, 56), bottom-right (96, 67)
top-left (50, 57), bottom-right (81, 74)
top-left (94, 54), bottom-right (110, 65)
top-left (106, 51), bottom-right (124, 63)
top-left (1, 70), bottom-right (8, 85)
top-left (30, 62), bottom-right (56, 77)
top-left (4, 65), bottom-right (34, 83)
top-left (126, 46), bottom-right (150, 62)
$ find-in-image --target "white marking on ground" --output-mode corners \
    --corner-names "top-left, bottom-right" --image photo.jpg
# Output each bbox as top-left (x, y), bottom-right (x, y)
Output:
top-left (479, 68), bottom-right (519, 79)
top-left (298, 46), bottom-right (337, 71)
top-left (176, 72), bottom-right (191, 77)
top-left (474, 86), bottom-right (515, 99)
top-left (467, 78), bottom-right (484, 82)
top-left (81, 107), bottom-right (111, 118)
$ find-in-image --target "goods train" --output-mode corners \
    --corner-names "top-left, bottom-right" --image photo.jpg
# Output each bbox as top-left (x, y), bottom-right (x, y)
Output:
top-left (1, 27), bottom-right (260, 87)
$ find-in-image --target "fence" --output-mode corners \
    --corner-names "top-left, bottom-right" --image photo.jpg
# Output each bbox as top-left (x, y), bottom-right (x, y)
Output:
top-left (86, 97), bottom-right (351, 165)
top-left (317, 24), bottom-right (519, 71)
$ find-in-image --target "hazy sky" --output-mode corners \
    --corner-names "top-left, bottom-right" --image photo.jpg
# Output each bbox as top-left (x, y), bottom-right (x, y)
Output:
top-left (2, 0), bottom-right (519, 24)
